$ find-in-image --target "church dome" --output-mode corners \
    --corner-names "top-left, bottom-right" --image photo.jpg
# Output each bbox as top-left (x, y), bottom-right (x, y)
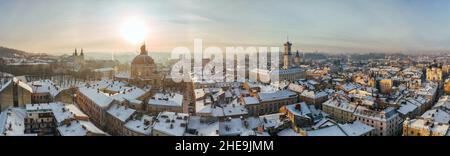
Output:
top-left (132, 54), bottom-right (154, 65)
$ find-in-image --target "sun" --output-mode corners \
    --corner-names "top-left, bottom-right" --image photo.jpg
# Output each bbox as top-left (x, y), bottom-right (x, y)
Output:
top-left (120, 17), bottom-right (149, 45)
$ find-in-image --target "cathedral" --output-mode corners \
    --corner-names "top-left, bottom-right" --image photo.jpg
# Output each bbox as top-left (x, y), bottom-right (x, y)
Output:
top-left (282, 40), bottom-right (302, 69)
top-left (130, 44), bottom-right (162, 89)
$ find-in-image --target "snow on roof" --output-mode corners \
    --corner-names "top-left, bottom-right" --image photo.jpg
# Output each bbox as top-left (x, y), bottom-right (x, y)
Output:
top-left (57, 120), bottom-right (107, 136)
top-left (49, 103), bottom-right (74, 124)
top-left (259, 113), bottom-right (284, 128)
top-left (194, 89), bottom-right (206, 99)
top-left (195, 100), bottom-right (224, 117)
top-left (307, 125), bottom-right (347, 136)
top-left (18, 79), bottom-right (77, 97)
top-left (243, 96), bottom-right (259, 105)
top-left (222, 100), bottom-right (248, 117)
top-left (277, 128), bottom-right (301, 136)
top-left (288, 83), bottom-right (305, 93)
top-left (148, 93), bottom-right (183, 107)
top-left (421, 109), bottom-right (450, 124)
top-left (94, 67), bottom-right (114, 72)
top-left (124, 115), bottom-right (154, 135)
top-left (187, 116), bottom-right (219, 136)
top-left (407, 119), bottom-right (449, 135)
top-left (65, 104), bottom-right (88, 118)
top-left (301, 90), bottom-right (328, 99)
top-left (0, 108), bottom-right (29, 136)
top-left (219, 118), bottom-right (249, 136)
top-left (434, 96), bottom-right (450, 110)
top-left (107, 104), bottom-right (136, 122)
top-left (153, 112), bottom-right (189, 136)
top-left (397, 102), bottom-right (418, 115)
top-left (114, 72), bottom-right (131, 79)
top-left (340, 121), bottom-right (374, 136)
top-left (285, 103), bottom-right (312, 118)
top-left (258, 90), bottom-right (296, 102)
top-left (417, 83), bottom-right (438, 96)
top-left (86, 80), bottom-right (148, 103)
top-left (26, 103), bottom-right (52, 112)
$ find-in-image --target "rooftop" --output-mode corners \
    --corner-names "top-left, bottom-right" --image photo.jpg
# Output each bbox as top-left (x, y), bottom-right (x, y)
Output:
top-left (124, 115), bottom-right (154, 135)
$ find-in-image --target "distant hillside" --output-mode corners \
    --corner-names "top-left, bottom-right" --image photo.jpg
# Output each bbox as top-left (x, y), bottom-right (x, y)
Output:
top-left (0, 46), bottom-right (30, 57)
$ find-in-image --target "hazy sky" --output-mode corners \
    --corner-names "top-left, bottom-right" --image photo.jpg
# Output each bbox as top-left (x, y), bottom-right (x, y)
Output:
top-left (1, 0), bottom-right (450, 54)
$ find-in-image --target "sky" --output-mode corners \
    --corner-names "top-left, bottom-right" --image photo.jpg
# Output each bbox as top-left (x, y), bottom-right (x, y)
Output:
top-left (1, 0), bottom-right (450, 54)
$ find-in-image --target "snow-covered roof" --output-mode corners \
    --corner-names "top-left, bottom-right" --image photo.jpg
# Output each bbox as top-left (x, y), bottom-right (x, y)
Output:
top-left (148, 93), bottom-right (183, 107)
top-left (78, 87), bottom-right (114, 108)
top-left (0, 108), bottom-right (31, 136)
top-left (259, 113), bottom-right (285, 128)
top-left (26, 103), bottom-right (52, 112)
top-left (407, 119), bottom-right (449, 135)
top-left (219, 118), bottom-right (253, 136)
top-left (222, 100), bottom-right (248, 117)
top-left (434, 96), bottom-right (450, 110)
top-left (397, 102), bottom-right (418, 115)
top-left (243, 97), bottom-right (259, 105)
top-left (421, 109), bottom-right (450, 124)
top-left (277, 128), bottom-right (301, 136)
top-left (307, 125), bottom-right (347, 136)
top-left (80, 80), bottom-right (148, 105)
top-left (107, 104), bottom-right (136, 122)
top-left (94, 67), bottom-right (114, 72)
top-left (115, 72), bottom-right (131, 79)
top-left (300, 90), bottom-right (328, 99)
top-left (124, 115), bottom-right (154, 135)
top-left (286, 102), bottom-right (312, 117)
top-left (258, 90), bottom-right (297, 102)
top-left (49, 103), bottom-right (74, 124)
top-left (57, 120), bottom-right (107, 136)
top-left (187, 116), bottom-right (219, 136)
top-left (18, 79), bottom-right (77, 97)
top-left (340, 121), bottom-right (374, 136)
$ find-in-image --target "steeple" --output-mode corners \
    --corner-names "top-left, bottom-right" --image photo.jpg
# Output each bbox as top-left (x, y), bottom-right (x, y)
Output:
top-left (74, 48), bottom-right (78, 56)
top-left (284, 38), bottom-right (292, 55)
top-left (80, 49), bottom-right (84, 56)
top-left (140, 43), bottom-right (148, 55)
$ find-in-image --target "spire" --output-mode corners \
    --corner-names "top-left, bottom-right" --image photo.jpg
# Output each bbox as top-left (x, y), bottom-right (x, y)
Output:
top-left (74, 48), bottom-right (78, 56)
top-left (296, 50), bottom-right (300, 56)
top-left (80, 49), bottom-right (84, 56)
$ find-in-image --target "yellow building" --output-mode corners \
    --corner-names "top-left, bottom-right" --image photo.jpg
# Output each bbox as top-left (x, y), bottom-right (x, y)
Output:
top-left (426, 65), bottom-right (443, 82)
top-left (379, 79), bottom-right (393, 94)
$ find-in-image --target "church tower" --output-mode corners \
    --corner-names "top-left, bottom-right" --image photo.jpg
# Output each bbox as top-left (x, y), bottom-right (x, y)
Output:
top-left (294, 50), bottom-right (301, 67)
top-left (80, 49), bottom-right (85, 61)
